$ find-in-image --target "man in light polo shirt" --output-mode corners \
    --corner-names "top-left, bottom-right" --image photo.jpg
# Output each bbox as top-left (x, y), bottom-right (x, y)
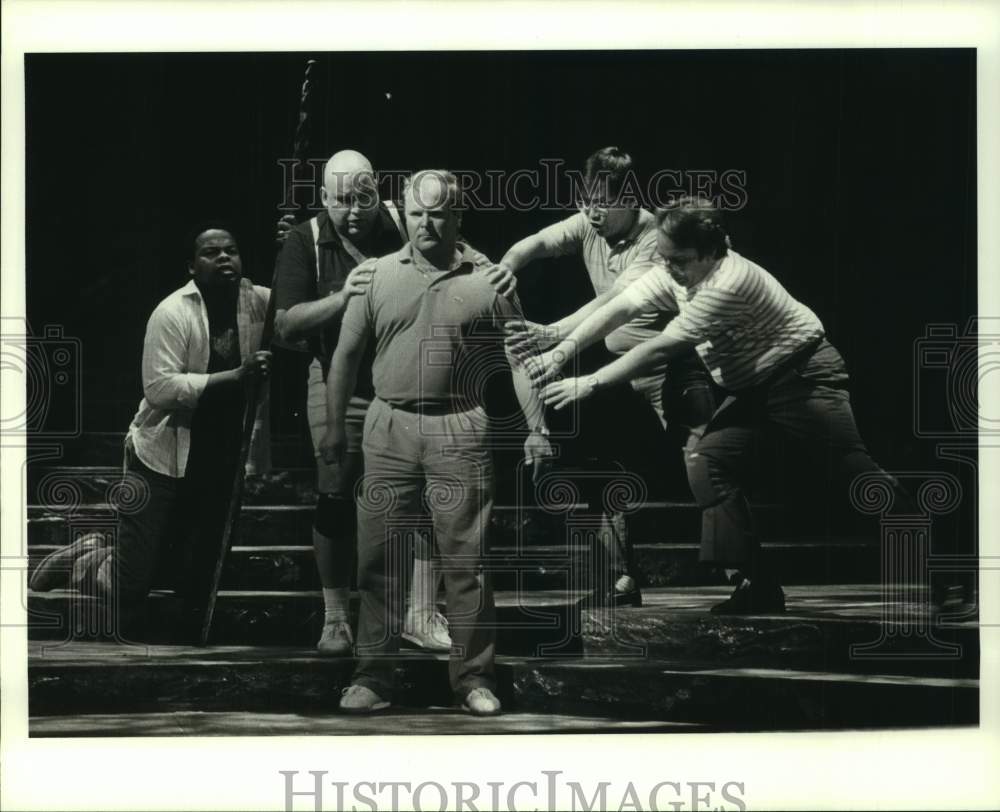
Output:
top-left (533, 196), bottom-right (912, 614)
top-left (274, 150), bottom-right (515, 656)
top-left (321, 169), bottom-right (552, 716)
top-left (501, 147), bottom-right (717, 607)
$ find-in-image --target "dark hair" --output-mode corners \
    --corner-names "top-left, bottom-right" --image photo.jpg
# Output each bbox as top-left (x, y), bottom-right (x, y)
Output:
top-left (654, 196), bottom-right (730, 259)
top-left (582, 146), bottom-right (634, 202)
top-left (186, 221), bottom-right (239, 262)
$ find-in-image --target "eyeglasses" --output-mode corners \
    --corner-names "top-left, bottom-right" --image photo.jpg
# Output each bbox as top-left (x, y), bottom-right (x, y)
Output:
top-left (663, 252), bottom-right (700, 270)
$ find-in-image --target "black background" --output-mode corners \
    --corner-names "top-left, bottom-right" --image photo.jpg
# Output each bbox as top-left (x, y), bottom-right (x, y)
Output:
top-left (25, 50), bottom-right (978, 528)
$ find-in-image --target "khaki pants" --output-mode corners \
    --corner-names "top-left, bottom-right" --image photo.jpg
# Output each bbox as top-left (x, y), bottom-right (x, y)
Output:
top-left (352, 397), bottom-right (496, 700)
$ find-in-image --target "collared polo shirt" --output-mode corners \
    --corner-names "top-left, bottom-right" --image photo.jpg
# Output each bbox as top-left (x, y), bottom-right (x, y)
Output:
top-left (340, 242), bottom-right (516, 411)
top-left (623, 250), bottom-right (825, 391)
top-left (534, 209), bottom-right (673, 357)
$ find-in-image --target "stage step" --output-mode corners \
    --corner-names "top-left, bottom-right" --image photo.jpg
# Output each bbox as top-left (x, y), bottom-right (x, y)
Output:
top-left (26, 589), bottom-right (585, 656)
top-left (31, 432), bottom-right (314, 469)
top-left (25, 537), bottom-right (878, 591)
top-left (26, 467), bottom-right (807, 532)
top-left (578, 585), bottom-right (978, 679)
top-left (28, 709), bottom-right (705, 737)
top-left (27, 635), bottom-right (977, 733)
top-left (24, 586), bottom-right (976, 678)
top-left (24, 496), bottom-right (857, 547)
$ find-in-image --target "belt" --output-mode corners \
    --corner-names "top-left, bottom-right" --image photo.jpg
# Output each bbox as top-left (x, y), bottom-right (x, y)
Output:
top-left (383, 400), bottom-right (467, 417)
top-left (759, 334), bottom-right (827, 389)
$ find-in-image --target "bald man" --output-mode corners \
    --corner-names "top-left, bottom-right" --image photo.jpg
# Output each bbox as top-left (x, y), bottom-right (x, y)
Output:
top-left (274, 151), bottom-right (515, 656)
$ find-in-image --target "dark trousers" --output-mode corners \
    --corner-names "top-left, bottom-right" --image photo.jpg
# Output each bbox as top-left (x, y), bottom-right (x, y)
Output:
top-left (685, 339), bottom-right (910, 566)
top-left (353, 398), bottom-right (496, 700)
top-left (75, 447), bottom-right (182, 604)
top-left (663, 348), bottom-right (718, 444)
top-left (78, 442), bottom-right (235, 609)
top-left (577, 348), bottom-right (717, 586)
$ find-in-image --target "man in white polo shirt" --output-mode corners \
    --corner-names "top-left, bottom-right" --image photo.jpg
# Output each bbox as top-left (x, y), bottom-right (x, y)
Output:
top-left (531, 196), bottom-right (912, 613)
top-left (500, 147), bottom-right (717, 607)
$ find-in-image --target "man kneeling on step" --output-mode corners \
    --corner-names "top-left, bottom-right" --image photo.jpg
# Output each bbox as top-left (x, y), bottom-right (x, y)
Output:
top-left (30, 227), bottom-right (271, 634)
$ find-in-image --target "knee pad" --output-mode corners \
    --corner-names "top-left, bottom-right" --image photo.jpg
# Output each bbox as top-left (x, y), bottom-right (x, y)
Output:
top-left (314, 494), bottom-right (356, 538)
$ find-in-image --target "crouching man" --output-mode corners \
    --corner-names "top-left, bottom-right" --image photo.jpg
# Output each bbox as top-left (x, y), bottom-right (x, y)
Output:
top-left (30, 227), bottom-right (271, 633)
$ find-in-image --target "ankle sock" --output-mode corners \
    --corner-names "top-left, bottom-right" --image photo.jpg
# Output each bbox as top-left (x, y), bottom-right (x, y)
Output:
top-left (322, 587), bottom-right (349, 625)
top-left (409, 556), bottom-right (437, 616)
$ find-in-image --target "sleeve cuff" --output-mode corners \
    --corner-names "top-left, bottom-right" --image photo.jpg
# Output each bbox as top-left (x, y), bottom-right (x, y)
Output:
top-left (184, 372), bottom-right (210, 408)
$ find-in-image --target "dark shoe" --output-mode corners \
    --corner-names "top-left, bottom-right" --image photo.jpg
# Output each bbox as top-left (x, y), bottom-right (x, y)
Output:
top-left (29, 533), bottom-right (109, 592)
top-left (583, 586), bottom-right (643, 608)
top-left (462, 687), bottom-right (502, 717)
top-left (711, 579), bottom-right (785, 614)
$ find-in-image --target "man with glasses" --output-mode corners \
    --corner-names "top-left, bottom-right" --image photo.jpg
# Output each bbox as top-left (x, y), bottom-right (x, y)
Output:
top-left (532, 196), bottom-right (914, 613)
top-left (500, 147), bottom-right (716, 606)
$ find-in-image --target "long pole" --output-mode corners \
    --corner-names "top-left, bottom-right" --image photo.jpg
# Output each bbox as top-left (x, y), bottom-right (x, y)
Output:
top-left (198, 58), bottom-right (318, 645)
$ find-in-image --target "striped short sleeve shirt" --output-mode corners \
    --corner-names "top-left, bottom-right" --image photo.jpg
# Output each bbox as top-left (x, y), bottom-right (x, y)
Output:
top-left (623, 250), bottom-right (825, 391)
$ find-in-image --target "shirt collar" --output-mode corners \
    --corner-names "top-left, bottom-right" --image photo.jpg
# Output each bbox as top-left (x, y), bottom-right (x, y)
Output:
top-left (607, 208), bottom-right (649, 250)
top-left (687, 250), bottom-right (731, 294)
top-left (180, 277), bottom-right (253, 299)
top-left (399, 241), bottom-right (478, 273)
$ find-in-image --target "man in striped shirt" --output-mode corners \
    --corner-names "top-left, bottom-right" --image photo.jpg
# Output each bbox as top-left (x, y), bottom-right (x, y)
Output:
top-left (531, 196), bottom-right (910, 613)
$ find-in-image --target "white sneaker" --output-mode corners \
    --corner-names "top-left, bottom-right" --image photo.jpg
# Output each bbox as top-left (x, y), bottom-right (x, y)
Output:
top-left (462, 687), bottom-right (502, 717)
top-left (339, 684), bottom-right (390, 714)
top-left (402, 609), bottom-right (452, 651)
top-left (316, 621), bottom-right (354, 656)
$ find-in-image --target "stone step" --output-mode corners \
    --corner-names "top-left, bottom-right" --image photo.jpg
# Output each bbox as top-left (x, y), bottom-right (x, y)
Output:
top-left (25, 537), bottom-right (879, 590)
top-left (28, 709), bottom-right (705, 737)
top-left (32, 432), bottom-right (314, 469)
top-left (26, 589), bottom-right (584, 657)
top-left (25, 586), bottom-right (975, 678)
top-left (26, 468), bottom-right (799, 535)
top-left (27, 639), bottom-right (977, 731)
top-left (24, 498), bottom-right (820, 550)
top-left (578, 584), bottom-right (979, 679)
top-left (508, 658), bottom-right (978, 729)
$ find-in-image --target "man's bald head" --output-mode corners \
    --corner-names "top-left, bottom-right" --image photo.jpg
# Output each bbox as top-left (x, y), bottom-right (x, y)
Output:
top-left (321, 149), bottom-right (380, 239)
top-left (324, 149), bottom-right (373, 181)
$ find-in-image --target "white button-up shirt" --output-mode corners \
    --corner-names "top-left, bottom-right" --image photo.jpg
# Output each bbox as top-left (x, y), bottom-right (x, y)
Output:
top-left (127, 277), bottom-right (270, 478)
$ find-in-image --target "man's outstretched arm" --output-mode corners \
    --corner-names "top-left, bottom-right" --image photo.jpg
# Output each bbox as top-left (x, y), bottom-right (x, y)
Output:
top-left (512, 286), bottom-right (645, 386)
top-left (540, 331), bottom-right (696, 410)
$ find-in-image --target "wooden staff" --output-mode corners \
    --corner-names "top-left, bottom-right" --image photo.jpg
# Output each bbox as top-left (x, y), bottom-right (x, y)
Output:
top-left (198, 58), bottom-right (318, 645)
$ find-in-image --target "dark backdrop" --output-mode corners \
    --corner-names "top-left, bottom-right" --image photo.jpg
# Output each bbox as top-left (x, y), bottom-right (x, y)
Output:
top-left (25, 50), bottom-right (977, 524)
